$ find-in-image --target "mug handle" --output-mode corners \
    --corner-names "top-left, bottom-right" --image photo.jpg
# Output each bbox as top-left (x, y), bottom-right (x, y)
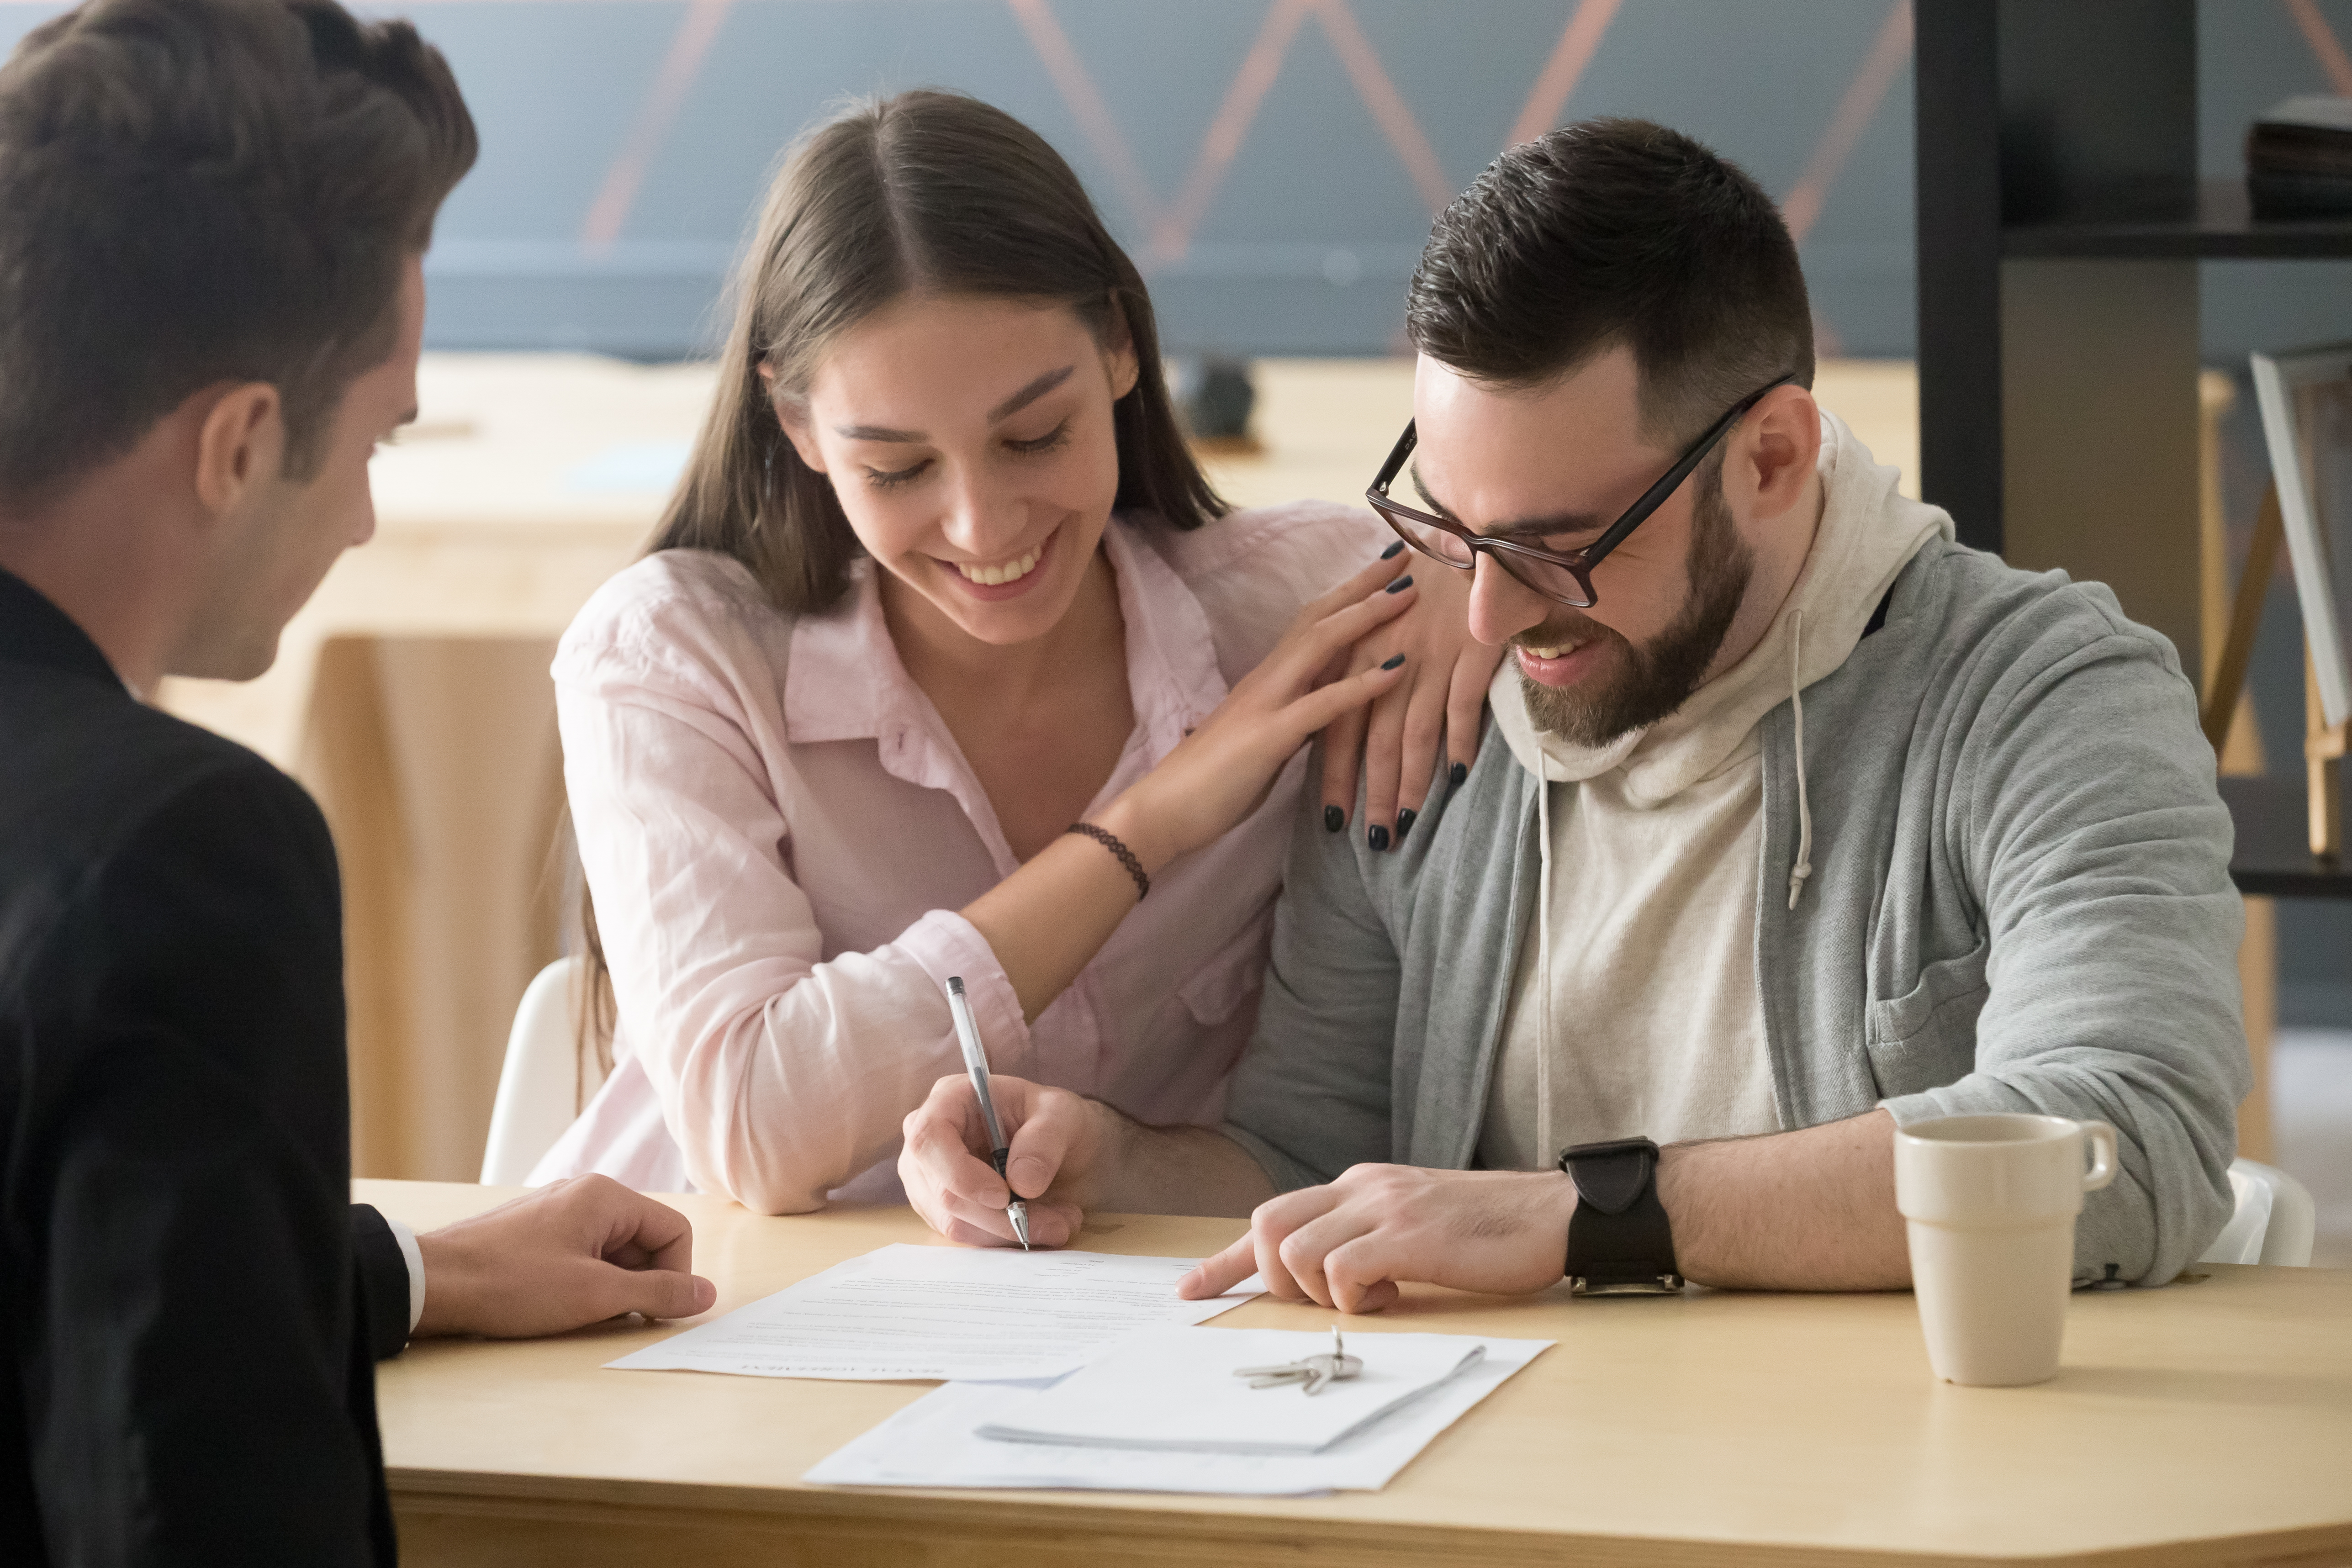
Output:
top-left (2079, 1120), bottom-right (2119, 1192)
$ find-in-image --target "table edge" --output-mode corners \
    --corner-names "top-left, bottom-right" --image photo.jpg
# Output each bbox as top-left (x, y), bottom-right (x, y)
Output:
top-left (386, 1466), bottom-right (2352, 1568)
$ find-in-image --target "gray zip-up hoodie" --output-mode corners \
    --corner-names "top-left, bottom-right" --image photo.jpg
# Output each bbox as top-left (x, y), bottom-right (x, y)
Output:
top-left (1224, 496), bottom-right (2249, 1288)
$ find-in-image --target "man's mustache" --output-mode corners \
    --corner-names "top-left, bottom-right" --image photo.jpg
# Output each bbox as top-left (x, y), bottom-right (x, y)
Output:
top-left (1510, 611), bottom-right (1619, 651)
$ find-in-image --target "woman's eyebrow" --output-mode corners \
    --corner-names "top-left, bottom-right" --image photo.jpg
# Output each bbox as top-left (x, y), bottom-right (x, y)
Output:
top-left (831, 364), bottom-right (1078, 443)
top-left (988, 364), bottom-right (1075, 422)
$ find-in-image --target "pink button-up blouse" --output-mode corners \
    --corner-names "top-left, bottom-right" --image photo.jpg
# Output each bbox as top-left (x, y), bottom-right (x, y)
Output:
top-left (530, 501), bottom-right (1387, 1210)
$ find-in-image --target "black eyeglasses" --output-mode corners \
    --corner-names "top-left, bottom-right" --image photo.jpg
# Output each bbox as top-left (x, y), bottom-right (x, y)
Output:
top-left (1364, 374), bottom-right (1797, 610)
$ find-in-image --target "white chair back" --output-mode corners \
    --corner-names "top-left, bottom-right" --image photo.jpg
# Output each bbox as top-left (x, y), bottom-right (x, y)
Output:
top-left (2198, 1157), bottom-right (2317, 1267)
top-left (480, 956), bottom-right (602, 1185)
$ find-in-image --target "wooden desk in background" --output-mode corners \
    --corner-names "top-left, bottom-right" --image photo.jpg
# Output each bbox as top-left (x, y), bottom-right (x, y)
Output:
top-left (364, 1180), bottom-right (2352, 1568)
top-left (160, 354), bottom-right (716, 1183)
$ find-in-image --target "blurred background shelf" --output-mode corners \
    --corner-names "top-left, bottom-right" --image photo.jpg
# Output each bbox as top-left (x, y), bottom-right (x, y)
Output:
top-left (2002, 179), bottom-right (2352, 259)
top-left (2226, 777), bottom-right (2352, 898)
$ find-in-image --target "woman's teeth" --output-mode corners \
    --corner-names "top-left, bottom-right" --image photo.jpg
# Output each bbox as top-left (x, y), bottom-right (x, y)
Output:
top-left (954, 544), bottom-right (1044, 586)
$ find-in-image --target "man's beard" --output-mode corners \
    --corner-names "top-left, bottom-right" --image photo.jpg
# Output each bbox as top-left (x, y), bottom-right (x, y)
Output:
top-left (1516, 475), bottom-right (1753, 748)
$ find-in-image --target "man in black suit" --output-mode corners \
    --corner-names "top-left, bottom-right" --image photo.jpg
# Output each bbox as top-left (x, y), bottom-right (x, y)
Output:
top-left (0, 2), bottom-right (716, 1562)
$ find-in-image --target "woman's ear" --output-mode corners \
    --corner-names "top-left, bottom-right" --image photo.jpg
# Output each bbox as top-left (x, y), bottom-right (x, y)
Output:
top-left (1101, 293), bottom-right (1141, 401)
top-left (765, 366), bottom-right (828, 475)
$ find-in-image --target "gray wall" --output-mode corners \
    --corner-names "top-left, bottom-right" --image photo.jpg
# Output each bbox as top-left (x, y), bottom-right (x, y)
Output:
top-left (3, 0), bottom-right (2341, 360)
top-left (402, 0), bottom-right (1925, 358)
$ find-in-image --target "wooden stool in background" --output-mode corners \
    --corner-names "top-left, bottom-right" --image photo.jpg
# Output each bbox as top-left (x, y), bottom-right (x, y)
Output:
top-left (2199, 371), bottom-right (2280, 1162)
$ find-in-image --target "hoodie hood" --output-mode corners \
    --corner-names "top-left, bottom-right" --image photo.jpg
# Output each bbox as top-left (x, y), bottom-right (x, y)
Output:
top-left (1491, 408), bottom-right (1950, 800)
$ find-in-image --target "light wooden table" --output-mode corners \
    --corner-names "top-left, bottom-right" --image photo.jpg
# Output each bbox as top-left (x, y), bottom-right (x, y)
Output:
top-left (365, 1180), bottom-right (2352, 1568)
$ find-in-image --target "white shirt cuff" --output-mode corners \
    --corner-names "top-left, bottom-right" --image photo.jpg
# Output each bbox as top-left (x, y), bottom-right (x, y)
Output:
top-left (383, 1215), bottom-right (426, 1335)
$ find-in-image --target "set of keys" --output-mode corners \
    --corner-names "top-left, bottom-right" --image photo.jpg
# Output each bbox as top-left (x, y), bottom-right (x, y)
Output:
top-left (1233, 1325), bottom-right (1364, 1396)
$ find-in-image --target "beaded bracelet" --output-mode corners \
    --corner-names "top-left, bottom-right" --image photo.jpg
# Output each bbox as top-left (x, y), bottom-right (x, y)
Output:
top-left (1066, 822), bottom-right (1149, 902)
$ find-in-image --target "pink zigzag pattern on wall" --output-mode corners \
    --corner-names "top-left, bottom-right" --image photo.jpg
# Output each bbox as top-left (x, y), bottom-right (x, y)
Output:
top-left (565, 0), bottom-right (1908, 352)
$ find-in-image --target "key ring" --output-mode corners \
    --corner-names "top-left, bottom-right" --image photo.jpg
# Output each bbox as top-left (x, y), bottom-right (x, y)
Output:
top-left (1233, 1325), bottom-right (1364, 1396)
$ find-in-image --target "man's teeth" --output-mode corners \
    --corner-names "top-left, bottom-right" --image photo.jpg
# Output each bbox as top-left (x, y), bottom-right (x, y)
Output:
top-left (1522, 640), bottom-right (1584, 660)
top-left (954, 544), bottom-right (1044, 586)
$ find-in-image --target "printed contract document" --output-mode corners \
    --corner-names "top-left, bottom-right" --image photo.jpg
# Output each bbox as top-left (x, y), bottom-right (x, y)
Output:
top-left (805, 1332), bottom-right (1554, 1495)
top-left (606, 1243), bottom-right (1259, 1382)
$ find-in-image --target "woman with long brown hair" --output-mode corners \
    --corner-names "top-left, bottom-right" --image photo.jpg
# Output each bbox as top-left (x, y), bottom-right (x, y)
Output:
top-left (532, 90), bottom-right (1495, 1211)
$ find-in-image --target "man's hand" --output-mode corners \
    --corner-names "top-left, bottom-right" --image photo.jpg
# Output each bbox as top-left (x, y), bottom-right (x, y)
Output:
top-left (412, 1174), bottom-right (717, 1338)
top-left (899, 1072), bottom-right (1115, 1249)
top-left (1177, 1164), bottom-right (1575, 1314)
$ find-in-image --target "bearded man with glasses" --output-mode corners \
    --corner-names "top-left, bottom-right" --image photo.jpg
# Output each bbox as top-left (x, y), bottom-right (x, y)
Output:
top-left (901, 118), bottom-right (2246, 1307)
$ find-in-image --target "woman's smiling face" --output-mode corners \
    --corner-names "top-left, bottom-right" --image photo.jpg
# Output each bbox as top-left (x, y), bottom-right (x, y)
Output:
top-left (775, 292), bottom-right (1138, 648)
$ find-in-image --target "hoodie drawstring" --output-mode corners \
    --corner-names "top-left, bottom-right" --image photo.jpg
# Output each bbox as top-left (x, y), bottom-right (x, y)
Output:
top-left (1534, 774), bottom-right (1554, 1163)
top-left (1786, 608), bottom-right (1814, 911)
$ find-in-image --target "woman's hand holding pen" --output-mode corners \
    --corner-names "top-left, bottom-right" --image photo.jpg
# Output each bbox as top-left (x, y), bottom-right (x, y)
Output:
top-left (900, 1073), bottom-right (1104, 1249)
top-left (899, 1071), bottom-right (1278, 1249)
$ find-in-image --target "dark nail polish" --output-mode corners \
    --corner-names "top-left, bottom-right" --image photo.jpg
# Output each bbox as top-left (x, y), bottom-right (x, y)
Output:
top-left (1385, 575), bottom-right (1414, 594)
top-left (1367, 824), bottom-right (1390, 852)
top-left (1324, 804), bottom-right (1345, 834)
top-left (1380, 540), bottom-right (1405, 560)
top-left (1394, 808), bottom-right (1416, 845)
top-left (1380, 653), bottom-right (1405, 671)
top-left (1449, 761), bottom-right (1468, 787)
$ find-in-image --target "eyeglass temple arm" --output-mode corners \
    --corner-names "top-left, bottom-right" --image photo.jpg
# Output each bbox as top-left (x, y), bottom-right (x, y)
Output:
top-left (1583, 376), bottom-right (1795, 562)
top-left (1369, 420), bottom-right (1418, 499)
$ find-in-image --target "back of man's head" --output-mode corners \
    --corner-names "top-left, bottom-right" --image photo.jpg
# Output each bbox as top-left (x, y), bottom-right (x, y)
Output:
top-left (0, 0), bottom-right (476, 508)
top-left (1407, 118), bottom-right (1813, 448)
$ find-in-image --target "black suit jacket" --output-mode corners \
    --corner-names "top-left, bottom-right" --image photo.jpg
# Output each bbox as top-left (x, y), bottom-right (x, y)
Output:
top-left (0, 569), bottom-right (410, 1565)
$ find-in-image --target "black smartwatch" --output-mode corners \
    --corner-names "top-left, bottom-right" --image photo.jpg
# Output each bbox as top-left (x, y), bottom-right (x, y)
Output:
top-left (1558, 1137), bottom-right (1684, 1295)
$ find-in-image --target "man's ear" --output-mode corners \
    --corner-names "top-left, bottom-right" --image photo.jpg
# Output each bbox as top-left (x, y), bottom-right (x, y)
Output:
top-left (1737, 385), bottom-right (1822, 521)
top-left (192, 383), bottom-right (284, 519)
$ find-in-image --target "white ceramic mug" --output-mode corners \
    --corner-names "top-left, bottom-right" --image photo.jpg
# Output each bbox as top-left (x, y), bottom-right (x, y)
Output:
top-left (1892, 1113), bottom-right (2118, 1387)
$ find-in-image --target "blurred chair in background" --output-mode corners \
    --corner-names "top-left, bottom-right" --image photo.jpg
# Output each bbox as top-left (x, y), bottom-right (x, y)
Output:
top-left (481, 955), bottom-right (600, 1185)
top-left (2199, 1158), bottom-right (2318, 1267)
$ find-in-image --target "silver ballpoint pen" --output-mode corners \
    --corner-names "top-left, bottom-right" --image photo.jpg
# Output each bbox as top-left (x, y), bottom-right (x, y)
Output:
top-left (945, 976), bottom-right (1031, 1249)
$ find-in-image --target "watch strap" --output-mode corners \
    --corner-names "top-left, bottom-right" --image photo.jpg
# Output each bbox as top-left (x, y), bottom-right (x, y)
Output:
top-left (1559, 1137), bottom-right (1684, 1295)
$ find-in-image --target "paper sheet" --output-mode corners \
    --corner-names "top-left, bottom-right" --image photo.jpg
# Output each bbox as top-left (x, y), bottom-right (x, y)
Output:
top-left (803, 1334), bottom-right (1552, 1495)
top-left (974, 1327), bottom-right (1490, 1453)
top-left (605, 1244), bottom-right (1259, 1382)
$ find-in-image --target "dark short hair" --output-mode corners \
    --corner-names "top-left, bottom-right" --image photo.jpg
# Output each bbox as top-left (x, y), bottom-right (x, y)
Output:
top-left (0, 0), bottom-right (477, 503)
top-left (654, 89), bottom-right (1225, 615)
top-left (1407, 118), bottom-right (1813, 446)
